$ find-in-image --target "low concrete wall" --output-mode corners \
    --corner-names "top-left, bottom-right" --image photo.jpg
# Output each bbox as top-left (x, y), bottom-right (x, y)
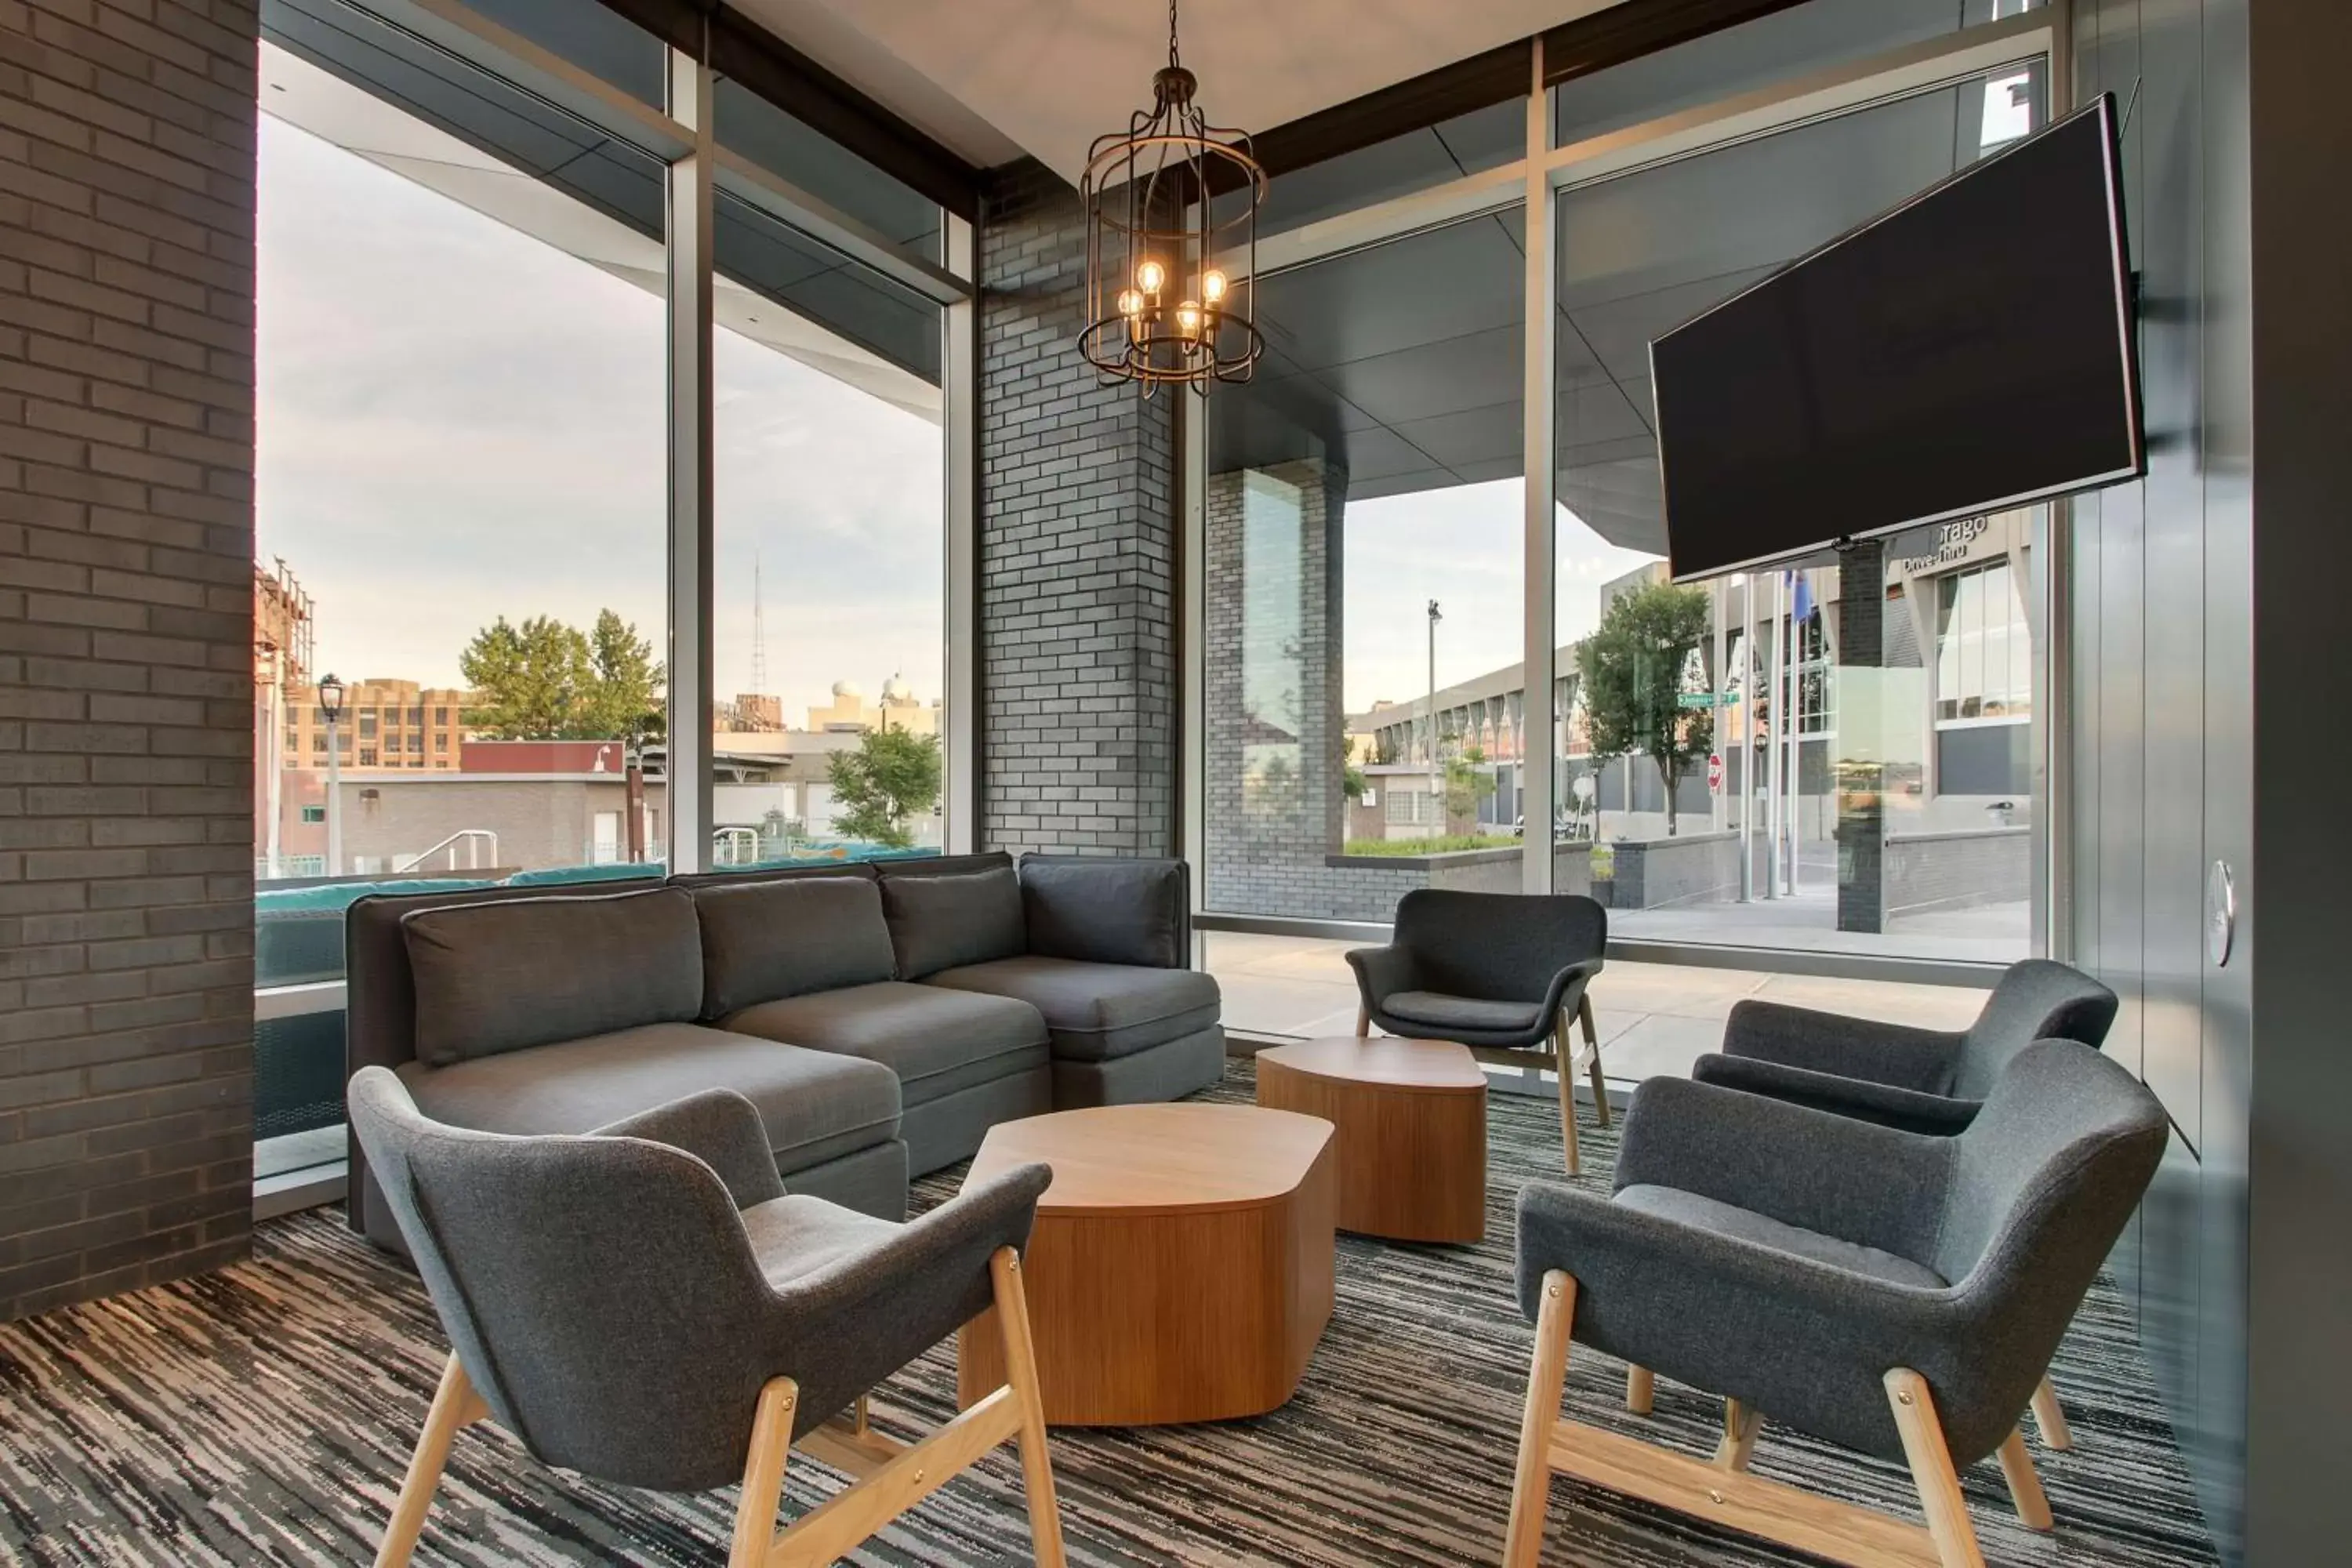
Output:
top-left (1583, 830), bottom-right (1741, 910)
top-left (1884, 826), bottom-right (2031, 918)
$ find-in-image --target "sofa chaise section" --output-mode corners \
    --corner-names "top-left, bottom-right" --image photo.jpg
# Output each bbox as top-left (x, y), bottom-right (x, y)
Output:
top-left (887, 854), bottom-right (1226, 1108)
top-left (345, 884), bottom-right (909, 1256)
top-left (690, 869), bottom-right (1053, 1174)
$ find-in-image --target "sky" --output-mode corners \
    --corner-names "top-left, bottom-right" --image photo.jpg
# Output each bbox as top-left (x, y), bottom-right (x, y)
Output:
top-left (256, 113), bottom-right (943, 723)
top-left (255, 106), bottom-right (1650, 729)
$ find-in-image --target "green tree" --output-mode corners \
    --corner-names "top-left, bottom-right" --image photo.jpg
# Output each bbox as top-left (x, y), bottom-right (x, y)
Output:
top-left (1575, 581), bottom-right (1715, 836)
top-left (457, 610), bottom-right (665, 740)
top-left (582, 609), bottom-right (664, 740)
top-left (828, 728), bottom-right (942, 848)
top-left (1443, 745), bottom-right (1497, 832)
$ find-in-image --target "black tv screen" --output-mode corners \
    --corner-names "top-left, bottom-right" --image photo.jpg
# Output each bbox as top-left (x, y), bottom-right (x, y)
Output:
top-left (1651, 94), bottom-right (2141, 581)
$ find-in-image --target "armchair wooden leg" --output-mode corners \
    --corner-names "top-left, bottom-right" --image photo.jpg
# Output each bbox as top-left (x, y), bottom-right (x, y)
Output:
top-left (991, 1247), bottom-right (1068, 1568)
top-left (375, 1354), bottom-right (487, 1568)
top-left (2030, 1374), bottom-right (2074, 1450)
top-left (1579, 996), bottom-right (1610, 1130)
top-left (1883, 1370), bottom-right (1987, 1568)
top-left (1553, 1012), bottom-right (1582, 1177)
top-left (1996, 1428), bottom-right (2054, 1531)
top-left (1503, 1271), bottom-right (1576, 1568)
top-left (1625, 1365), bottom-right (1653, 1415)
top-left (1715, 1398), bottom-right (1760, 1472)
top-left (730, 1379), bottom-right (798, 1568)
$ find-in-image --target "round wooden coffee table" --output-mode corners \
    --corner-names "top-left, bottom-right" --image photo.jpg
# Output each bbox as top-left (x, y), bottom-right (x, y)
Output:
top-left (1254, 1037), bottom-right (1487, 1243)
top-left (954, 1102), bottom-right (1335, 1426)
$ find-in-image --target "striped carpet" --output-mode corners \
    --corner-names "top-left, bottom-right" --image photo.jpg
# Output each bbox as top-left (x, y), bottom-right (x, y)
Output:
top-left (0, 1058), bottom-right (2218, 1567)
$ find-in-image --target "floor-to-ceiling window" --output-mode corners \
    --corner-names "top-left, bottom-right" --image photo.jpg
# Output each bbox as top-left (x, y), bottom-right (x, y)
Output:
top-left (1200, 206), bottom-right (1528, 1011)
top-left (247, 0), bottom-right (962, 1196)
top-left (1550, 56), bottom-right (2049, 973)
top-left (1192, 0), bottom-right (2060, 1059)
top-left (251, 31), bottom-right (670, 1187)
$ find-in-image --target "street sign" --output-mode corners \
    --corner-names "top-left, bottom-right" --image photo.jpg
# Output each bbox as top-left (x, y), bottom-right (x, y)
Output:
top-left (1707, 753), bottom-right (1724, 793)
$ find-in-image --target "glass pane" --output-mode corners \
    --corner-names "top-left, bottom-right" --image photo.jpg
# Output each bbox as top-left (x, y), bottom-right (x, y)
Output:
top-left (1553, 0), bottom-right (2048, 148)
top-left (254, 43), bottom-right (668, 1163)
top-left (715, 79), bottom-right (942, 263)
top-left (1552, 71), bottom-right (2044, 970)
top-left (717, 191), bottom-right (942, 384)
top-left (266, 0), bottom-right (666, 242)
top-left (1203, 209), bottom-right (1527, 1030)
top-left (1211, 97), bottom-right (1525, 238)
top-left (710, 210), bottom-right (947, 869)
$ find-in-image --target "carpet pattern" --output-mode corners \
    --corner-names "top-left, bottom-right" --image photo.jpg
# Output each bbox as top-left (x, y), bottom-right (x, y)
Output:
top-left (0, 1058), bottom-right (2219, 1566)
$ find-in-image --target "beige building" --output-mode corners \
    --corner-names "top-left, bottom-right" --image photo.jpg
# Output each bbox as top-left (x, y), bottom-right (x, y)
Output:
top-left (282, 677), bottom-right (473, 772)
top-left (804, 674), bottom-right (940, 736)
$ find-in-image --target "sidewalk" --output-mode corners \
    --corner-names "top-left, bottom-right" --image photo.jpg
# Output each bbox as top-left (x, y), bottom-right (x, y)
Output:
top-left (1203, 929), bottom-right (1990, 1084)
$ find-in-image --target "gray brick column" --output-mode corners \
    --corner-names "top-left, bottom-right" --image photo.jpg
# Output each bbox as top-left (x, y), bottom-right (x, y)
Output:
top-left (1203, 456), bottom-right (1346, 913)
top-left (0, 0), bottom-right (259, 1320)
top-left (975, 160), bottom-right (1175, 856)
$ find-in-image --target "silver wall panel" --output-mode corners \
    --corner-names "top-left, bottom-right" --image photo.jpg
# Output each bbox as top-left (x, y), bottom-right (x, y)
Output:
top-left (2071, 0), bottom-right (2254, 1558)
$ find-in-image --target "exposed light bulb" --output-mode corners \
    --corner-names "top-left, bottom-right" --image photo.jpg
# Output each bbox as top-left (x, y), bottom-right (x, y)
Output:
top-left (1135, 258), bottom-right (1167, 293)
top-left (1201, 269), bottom-right (1229, 304)
top-left (1117, 288), bottom-right (1144, 318)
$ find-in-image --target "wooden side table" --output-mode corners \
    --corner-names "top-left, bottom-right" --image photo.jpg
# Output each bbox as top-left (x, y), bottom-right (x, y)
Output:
top-left (1255, 1037), bottom-right (1487, 1243)
top-left (955, 1103), bottom-right (1335, 1426)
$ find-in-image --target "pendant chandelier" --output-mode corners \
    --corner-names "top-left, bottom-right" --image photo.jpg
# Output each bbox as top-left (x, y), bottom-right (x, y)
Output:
top-left (1077, 0), bottom-right (1265, 396)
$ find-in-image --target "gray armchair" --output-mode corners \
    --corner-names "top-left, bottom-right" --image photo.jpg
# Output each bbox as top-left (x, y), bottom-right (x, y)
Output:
top-left (349, 1069), bottom-right (1067, 1568)
top-left (1501, 1040), bottom-right (2165, 1568)
top-left (1346, 888), bottom-right (1609, 1172)
top-left (1692, 956), bottom-right (2120, 1136)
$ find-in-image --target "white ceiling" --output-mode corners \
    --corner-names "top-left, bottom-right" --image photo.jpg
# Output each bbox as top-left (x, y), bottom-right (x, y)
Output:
top-left (731, 0), bottom-right (1631, 182)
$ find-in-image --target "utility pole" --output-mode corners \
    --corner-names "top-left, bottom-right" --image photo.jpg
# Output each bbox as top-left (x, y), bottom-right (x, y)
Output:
top-left (1426, 599), bottom-right (1443, 832)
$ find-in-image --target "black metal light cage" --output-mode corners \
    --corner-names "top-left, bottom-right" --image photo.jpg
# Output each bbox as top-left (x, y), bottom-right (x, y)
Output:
top-left (1077, 5), bottom-right (1265, 395)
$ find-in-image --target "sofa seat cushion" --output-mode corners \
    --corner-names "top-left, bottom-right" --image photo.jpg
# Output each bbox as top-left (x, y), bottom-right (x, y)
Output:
top-left (921, 956), bottom-right (1220, 1064)
top-left (1383, 989), bottom-right (1544, 1035)
top-left (394, 1022), bottom-right (900, 1175)
top-left (721, 982), bottom-right (1048, 1108)
top-left (1613, 1184), bottom-right (1947, 1290)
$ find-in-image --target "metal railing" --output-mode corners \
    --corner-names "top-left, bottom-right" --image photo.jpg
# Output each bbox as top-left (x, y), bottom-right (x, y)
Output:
top-left (394, 829), bottom-right (500, 873)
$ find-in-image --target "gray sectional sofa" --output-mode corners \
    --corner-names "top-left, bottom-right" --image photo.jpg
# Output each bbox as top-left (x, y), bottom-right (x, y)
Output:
top-left (345, 852), bottom-right (1221, 1253)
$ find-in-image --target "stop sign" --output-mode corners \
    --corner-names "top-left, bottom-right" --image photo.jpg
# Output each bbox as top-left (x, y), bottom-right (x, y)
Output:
top-left (1708, 752), bottom-right (1724, 793)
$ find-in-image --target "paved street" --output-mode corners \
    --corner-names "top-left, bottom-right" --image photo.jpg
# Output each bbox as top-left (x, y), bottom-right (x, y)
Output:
top-left (1203, 928), bottom-right (1991, 1085)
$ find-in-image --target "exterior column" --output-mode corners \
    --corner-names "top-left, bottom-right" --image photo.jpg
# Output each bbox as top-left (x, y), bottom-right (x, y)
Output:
top-left (1836, 541), bottom-right (1886, 932)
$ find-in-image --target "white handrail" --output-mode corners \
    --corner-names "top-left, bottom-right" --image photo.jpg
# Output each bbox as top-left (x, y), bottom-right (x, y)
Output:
top-left (394, 829), bottom-right (499, 873)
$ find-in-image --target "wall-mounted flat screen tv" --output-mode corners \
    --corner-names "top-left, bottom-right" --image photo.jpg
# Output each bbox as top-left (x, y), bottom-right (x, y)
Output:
top-left (1651, 93), bottom-right (2142, 581)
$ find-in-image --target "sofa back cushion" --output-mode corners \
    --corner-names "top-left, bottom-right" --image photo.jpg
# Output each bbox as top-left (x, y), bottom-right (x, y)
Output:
top-left (691, 873), bottom-right (898, 1017)
top-left (880, 863), bottom-right (1027, 979)
top-left (1018, 854), bottom-right (1187, 967)
top-left (402, 887), bottom-right (705, 1066)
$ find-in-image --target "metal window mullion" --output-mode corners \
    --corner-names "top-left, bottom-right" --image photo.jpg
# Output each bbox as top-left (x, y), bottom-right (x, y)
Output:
top-left (943, 212), bottom-right (978, 853)
top-left (666, 45), bottom-right (715, 873)
top-left (1520, 37), bottom-right (1555, 897)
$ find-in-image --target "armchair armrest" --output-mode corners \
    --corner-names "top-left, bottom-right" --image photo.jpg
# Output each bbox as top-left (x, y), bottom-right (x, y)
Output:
top-left (1018, 854), bottom-right (1186, 967)
top-left (1344, 945), bottom-right (1417, 1009)
top-left (594, 1089), bottom-right (786, 1210)
top-left (1540, 957), bottom-right (1605, 1025)
top-left (1691, 1054), bottom-right (1984, 1135)
top-left (1613, 1076), bottom-right (1952, 1259)
top-left (1719, 999), bottom-right (1962, 1092)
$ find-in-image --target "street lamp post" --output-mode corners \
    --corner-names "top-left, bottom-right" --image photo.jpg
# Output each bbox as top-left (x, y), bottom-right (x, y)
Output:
top-left (1425, 599), bottom-right (1443, 833)
top-left (318, 672), bottom-right (345, 877)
